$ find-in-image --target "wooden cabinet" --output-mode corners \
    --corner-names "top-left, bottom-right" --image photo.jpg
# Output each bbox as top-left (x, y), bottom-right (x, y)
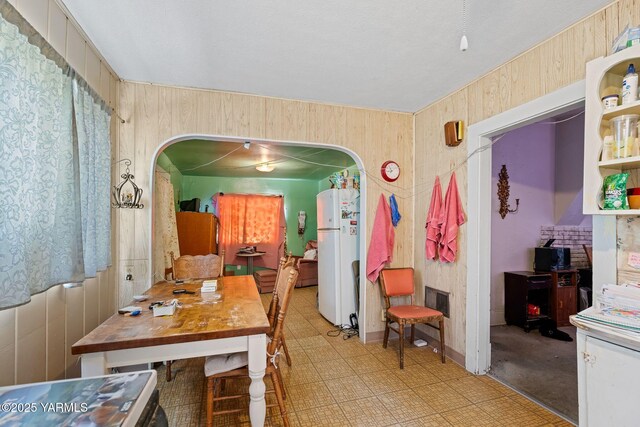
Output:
top-left (546, 270), bottom-right (578, 327)
top-left (175, 212), bottom-right (218, 256)
top-left (572, 316), bottom-right (640, 426)
top-left (504, 271), bottom-right (552, 332)
top-left (583, 45), bottom-right (640, 215)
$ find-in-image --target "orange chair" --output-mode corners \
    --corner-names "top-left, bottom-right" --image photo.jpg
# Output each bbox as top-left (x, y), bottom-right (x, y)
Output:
top-left (379, 268), bottom-right (446, 369)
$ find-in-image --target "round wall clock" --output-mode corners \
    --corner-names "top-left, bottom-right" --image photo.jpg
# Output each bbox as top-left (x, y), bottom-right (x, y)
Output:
top-left (381, 160), bottom-right (400, 182)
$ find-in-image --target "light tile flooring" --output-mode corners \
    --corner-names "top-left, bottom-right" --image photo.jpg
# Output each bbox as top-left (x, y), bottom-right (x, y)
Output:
top-left (156, 286), bottom-right (572, 426)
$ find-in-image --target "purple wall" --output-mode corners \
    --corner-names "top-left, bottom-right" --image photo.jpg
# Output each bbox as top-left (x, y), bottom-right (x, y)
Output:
top-left (490, 124), bottom-right (556, 325)
top-left (555, 112), bottom-right (590, 226)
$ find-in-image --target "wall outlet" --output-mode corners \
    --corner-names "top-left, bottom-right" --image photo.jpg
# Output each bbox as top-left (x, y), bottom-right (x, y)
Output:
top-left (381, 309), bottom-right (386, 322)
top-left (125, 265), bottom-right (134, 281)
top-left (236, 265), bottom-right (241, 270)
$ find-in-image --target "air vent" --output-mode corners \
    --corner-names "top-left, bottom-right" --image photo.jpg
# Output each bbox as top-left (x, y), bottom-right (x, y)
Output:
top-left (425, 286), bottom-right (450, 318)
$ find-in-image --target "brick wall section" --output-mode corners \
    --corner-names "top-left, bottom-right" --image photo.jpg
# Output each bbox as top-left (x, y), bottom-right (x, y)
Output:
top-left (540, 226), bottom-right (593, 269)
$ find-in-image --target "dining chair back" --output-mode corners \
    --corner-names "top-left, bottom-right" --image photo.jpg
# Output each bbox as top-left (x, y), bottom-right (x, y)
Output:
top-left (267, 255), bottom-right (295, 366)
top-left (379, 267), bottom-right (446, 369)
top-left (170, 250), bottom-right (225, 280)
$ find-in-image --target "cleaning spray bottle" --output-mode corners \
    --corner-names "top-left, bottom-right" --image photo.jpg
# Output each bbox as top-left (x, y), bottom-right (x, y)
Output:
top-left (622, 64), bottom-right (638, 105)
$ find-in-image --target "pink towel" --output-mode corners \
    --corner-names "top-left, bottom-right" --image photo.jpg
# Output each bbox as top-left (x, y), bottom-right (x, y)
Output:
top-left (366, 194), bottom-right (395, 282)
top-left (425, 176), bottom-right (443, 260)
top-left (439, 172), bottom-right (466, 263)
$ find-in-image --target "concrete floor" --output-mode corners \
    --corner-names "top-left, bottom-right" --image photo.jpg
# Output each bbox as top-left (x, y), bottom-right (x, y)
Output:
top-left (490, 324), bottom-right (578, 424)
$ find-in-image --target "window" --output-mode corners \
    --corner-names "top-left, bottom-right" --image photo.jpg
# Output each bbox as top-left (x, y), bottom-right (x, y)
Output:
top-left (217, 194), bottom-right (285, 270)
top-left (0, 6), bottom-right (111, 309)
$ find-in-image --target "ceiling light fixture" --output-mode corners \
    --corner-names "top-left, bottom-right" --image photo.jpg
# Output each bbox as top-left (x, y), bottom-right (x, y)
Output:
top-left (256, 163), bottom-right (275, 172)
top-left (460, 0), bottom-right (468, 52)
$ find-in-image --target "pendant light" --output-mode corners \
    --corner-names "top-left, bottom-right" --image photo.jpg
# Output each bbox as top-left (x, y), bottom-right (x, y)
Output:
top-left (460, 0), bottom-right (468, 52)
top-left (256, 163), bottom-right (275, 172)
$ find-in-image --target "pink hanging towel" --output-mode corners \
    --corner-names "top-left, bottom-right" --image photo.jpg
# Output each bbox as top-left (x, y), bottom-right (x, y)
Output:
top-left (425, 176), bottom-right (443, 260)
top-left (438, 172), bottom-right (466, 263)
top-left (366, 194), bottom-right (395, 282)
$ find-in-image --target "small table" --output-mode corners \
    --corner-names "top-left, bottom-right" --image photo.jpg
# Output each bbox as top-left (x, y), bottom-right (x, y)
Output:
top-left (0, 370), bottom-right (158, 426)
top-left (236, 252), bottom-right (265, 275)
top-left (72, 276), bottom-right (270, 426)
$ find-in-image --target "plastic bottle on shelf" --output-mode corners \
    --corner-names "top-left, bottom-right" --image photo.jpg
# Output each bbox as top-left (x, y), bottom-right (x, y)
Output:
top-left (622, 64), bottom-right (639, 105)
top-left (602, 135), bottom-right (615, 161)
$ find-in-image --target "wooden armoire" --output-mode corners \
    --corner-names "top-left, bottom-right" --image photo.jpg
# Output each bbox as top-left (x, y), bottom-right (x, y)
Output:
top-left (175, 212), bottom-right (218, 256)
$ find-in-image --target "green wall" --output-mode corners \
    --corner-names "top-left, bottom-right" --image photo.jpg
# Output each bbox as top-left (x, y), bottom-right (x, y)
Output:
top-left (181, 176), bottom-right (319, 259)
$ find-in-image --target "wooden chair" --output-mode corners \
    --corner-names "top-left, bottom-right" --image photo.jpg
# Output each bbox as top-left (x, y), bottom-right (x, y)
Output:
top-left (583, 244), bottom-right (593, 268)
top-left (164, 250), bottom-right (225, 382)
top-left (379, 268), bottom-right (446, 369)
top-left (204, 262), bottom-right (299, 427)
top-left (170, 250), bottom-right (225, 280)
top-left (267, 255), bottom-right (295, 367)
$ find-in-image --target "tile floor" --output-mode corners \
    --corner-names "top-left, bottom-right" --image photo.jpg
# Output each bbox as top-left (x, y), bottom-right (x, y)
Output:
top-left (156, 286), bottom-right (573, 426)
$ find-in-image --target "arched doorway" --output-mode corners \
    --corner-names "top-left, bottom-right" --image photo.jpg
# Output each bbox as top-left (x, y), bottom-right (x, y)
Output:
top-left (147, 134), bottom-right (369, 339)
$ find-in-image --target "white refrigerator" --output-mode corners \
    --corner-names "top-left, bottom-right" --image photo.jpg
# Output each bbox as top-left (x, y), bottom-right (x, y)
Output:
top-left (316, 188), bottom-right (360, 326)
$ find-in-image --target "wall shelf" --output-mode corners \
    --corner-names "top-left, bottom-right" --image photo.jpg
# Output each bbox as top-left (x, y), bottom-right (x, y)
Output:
top-left (588, 209), bottom-right (640, 215)
top-left (601, 100), bottom-right (640, 121)
top-left (583, 45), bottom-right (640, 215)
top-left (598, 156), bottom-right (640, 170)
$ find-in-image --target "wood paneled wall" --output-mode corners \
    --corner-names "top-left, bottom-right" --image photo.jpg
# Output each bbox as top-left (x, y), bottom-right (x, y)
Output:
top-left (413, 0), bottom-right (639, 356)
top-left (0, 0), bottom-right (120, 385)
top-left (116, 82), bottom-right (414, 335)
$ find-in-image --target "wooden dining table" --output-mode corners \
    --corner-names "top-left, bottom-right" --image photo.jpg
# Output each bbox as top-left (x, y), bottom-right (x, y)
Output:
top-left (72, 275), bottom-right (270, 426)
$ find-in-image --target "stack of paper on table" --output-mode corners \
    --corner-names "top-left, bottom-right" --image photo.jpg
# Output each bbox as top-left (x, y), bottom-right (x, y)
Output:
top-left (152, 299), bottom-right (178, 317)
top-left (201, 279), bottom-right (218, 293)
top-left (578, 283), bottom-right (640, 331)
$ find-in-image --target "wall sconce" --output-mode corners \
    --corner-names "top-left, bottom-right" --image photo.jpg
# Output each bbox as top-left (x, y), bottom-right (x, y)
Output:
top-left (444, 120), bottom-right (465, 147)
top-left (498, 164), bottom-right (519, 219)
top-left (112, 159), bottom-right (144, 209)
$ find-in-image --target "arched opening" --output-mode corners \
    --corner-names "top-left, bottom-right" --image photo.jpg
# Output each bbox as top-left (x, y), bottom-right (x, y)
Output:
top-left (147, 134), bottom-right (369, 339)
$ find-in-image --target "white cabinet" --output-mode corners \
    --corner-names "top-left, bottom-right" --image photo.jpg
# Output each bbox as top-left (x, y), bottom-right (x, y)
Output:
top-left (583, 45), bottom-right (640, 215)
top-left (573, 317), bottom-right (640, 426)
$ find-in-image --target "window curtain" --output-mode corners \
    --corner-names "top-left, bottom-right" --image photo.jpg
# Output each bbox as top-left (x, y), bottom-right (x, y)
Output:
top-left (153, 171), bottom-right (180, 282)
top-left (73, 79), bottom-right (111, 277)
top-left (218, 194), bottom-right (285, 270)
top-left (0, 3), bottom-right (111, 309)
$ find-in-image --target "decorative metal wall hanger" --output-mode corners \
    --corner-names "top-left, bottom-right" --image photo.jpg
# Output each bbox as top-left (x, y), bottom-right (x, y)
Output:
top-left (497, 164), bottom-right (519, 219)
top-left (112, 159), bottom-right (144, 209)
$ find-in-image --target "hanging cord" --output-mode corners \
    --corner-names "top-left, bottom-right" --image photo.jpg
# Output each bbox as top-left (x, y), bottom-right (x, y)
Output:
top-left (327, 324), bottom-right (359, 340)
top-left (180, 145), bottom-right (244, 172)
top-left (462, 0), bottom-right (466, 37)
top-left (267, 348), bottom-right (281, 369)
top-left (165, 109), bottom-right (584, 199)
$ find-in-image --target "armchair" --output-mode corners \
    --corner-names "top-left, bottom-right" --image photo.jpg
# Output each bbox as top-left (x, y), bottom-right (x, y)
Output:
top-left (292, 240), bottom-right (318, 287)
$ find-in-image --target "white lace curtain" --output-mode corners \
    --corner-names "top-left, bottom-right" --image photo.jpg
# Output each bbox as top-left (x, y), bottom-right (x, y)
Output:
top-left (153, 171), bottom-right (180, 282)
top-left (0, 5), bottom-right (111, 308)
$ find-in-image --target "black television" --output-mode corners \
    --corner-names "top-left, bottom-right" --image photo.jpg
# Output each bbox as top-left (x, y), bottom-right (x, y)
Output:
top-left (179, 198), bottom-right (200, 212)
top-left (534, 247), bottom-right (571, 271)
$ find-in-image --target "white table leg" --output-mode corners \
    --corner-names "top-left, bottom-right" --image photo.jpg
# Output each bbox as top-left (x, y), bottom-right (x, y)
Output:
top-left (247, 334), bottom-right (267, 427)
top-left (81, 352), bottom-right (107, 377)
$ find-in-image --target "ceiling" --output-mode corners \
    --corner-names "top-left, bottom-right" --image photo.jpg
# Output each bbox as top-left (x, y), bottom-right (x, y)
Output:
top-left (162, 140), bottom-right (355, 179)
top-left (61, 0), bottom-right (613, 112)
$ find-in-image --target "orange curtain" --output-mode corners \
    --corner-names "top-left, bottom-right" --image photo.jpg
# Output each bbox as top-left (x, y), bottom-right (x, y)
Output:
top-left (218, 194), bottom-right (285, 270)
